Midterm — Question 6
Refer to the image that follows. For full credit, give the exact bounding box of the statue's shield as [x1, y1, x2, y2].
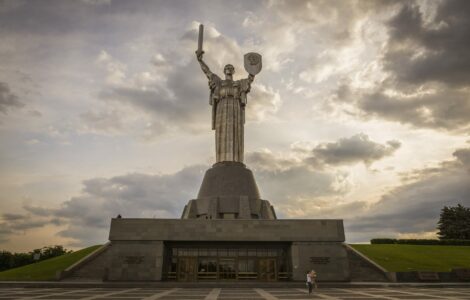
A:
[244, 52, 262, 75]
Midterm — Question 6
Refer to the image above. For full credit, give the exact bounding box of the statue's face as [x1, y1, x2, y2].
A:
[224, 65, 235, 76]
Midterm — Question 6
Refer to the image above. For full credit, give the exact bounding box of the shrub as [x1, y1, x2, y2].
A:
[370, 238, 470, 245]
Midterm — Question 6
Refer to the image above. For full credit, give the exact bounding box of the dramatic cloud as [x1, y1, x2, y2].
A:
[453, 148, 470, 168]
[0, 212, 58, 243]
[356, 88, 470, 131]
[0, 82, 23, 114]
[384, 1, 470, 87]
[247, 143, 470, 242]
[4, 165, 206, 246]
[246, 150, 352, 218]
[248, 134, 401, 170]
[347, 145, 470, 242]
[309, 133, 400, 166]
[1, 213, 25, 221]
[332, 1, 470, 132]
[245, 132, 401, 217]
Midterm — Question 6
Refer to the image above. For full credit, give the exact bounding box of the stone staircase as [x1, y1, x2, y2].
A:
[345, 244, 393, 282]
[60, 242, 112, 281]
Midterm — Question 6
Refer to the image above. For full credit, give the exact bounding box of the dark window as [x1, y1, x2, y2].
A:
[267, 249, 277, 257]
[238, 259, 257, 272]
[169, 257, 177, 272]
[238, 248, 247, 256]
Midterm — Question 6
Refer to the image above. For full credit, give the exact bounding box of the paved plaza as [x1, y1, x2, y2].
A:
[0, 287, 469, 300]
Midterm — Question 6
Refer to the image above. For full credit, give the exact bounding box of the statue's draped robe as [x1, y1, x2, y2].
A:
[208, 73, 252, 163]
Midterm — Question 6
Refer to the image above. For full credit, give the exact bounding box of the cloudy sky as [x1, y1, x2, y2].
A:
[1, 0, 469, 251]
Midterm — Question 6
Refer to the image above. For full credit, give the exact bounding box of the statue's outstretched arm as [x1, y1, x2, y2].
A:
[196, 51, 213, 80]
[247, 74, 255, 83]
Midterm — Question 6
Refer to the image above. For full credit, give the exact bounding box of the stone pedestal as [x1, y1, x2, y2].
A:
[181, 162, 276, 219]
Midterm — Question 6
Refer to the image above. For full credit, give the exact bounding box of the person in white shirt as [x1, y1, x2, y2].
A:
[306, 270, 317, 294]
[306, 270, 313, 294]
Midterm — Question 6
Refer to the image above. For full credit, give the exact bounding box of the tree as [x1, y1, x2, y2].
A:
[0, 245, 72, 272]
[0, 251, 13, 271]
[437, 204, 470, 239]
[36, 245, 70, 260]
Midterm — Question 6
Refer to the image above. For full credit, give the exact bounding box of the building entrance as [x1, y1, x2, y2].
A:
[164, 242, 290, 281]
[259, 258, 276, 281]
[218, 258, 236, 280]
[177, 257, 197, 281]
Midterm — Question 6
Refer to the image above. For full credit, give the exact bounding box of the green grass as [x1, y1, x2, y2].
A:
[351, 244, 470, 272]
[0, 245, 101, 281]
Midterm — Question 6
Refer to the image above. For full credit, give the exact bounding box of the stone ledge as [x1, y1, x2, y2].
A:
[109, 218, 345, 242]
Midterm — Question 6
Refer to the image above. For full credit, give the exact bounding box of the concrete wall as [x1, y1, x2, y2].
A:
[291, 242, 350, 282]
[64, 218, 350, 282]
[63, 244, 112, 281]
[65, 241, 164, 281]
[345, 245, 390, 282]
[109, 219, 345, 242]
[107, 241, 164, 281]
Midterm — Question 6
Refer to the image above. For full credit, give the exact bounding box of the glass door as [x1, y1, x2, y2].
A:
[238, 258, 257, 280]
[177, 257, 197, 281]
[198, 258, 217, 280]
[218, 258, 236, 280]
[259, 258, 276, 281]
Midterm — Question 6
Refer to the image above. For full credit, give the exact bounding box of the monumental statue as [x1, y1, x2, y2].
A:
[181, 24, 276, 220]
[196, 24, 262, 163]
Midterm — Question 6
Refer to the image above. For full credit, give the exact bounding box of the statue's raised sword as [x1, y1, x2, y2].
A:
[196, 24, 204, 57]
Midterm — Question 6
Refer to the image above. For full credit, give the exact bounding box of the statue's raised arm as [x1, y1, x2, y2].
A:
[196, 50, 213, 80]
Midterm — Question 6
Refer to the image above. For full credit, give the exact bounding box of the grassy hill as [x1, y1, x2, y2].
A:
[0, 245, 101, 281]
[351, 244, 470, 272]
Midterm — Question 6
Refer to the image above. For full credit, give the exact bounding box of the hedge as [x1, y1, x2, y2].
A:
[370, 239, 470, 245]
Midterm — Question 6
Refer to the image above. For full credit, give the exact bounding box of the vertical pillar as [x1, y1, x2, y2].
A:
[291, 243, 302, 281]
[239, 196, 251, 219]
[155, 241, 164, 281]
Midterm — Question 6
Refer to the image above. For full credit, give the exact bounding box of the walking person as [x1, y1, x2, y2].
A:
[310, 270, 318, 289]
[306, 270, 313, 295]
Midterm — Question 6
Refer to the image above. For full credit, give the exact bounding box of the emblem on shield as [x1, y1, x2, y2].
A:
[244, 52, 262, 75]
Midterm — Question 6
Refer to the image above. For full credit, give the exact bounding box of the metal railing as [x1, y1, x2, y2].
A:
[165, 271, 292, 281]
[197, 272, 218, 280]
[237, 272, 258, 280]
[166, 271, 176, 280]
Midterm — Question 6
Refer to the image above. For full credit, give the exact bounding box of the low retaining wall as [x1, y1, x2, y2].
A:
[394, 269, 470, 282]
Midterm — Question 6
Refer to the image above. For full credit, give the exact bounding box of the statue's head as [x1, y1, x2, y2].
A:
[223, 64, 235, 76]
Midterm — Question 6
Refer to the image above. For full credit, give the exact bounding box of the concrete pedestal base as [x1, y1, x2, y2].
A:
[61, 218, 365, 282]
[182, 162, 276, 219]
